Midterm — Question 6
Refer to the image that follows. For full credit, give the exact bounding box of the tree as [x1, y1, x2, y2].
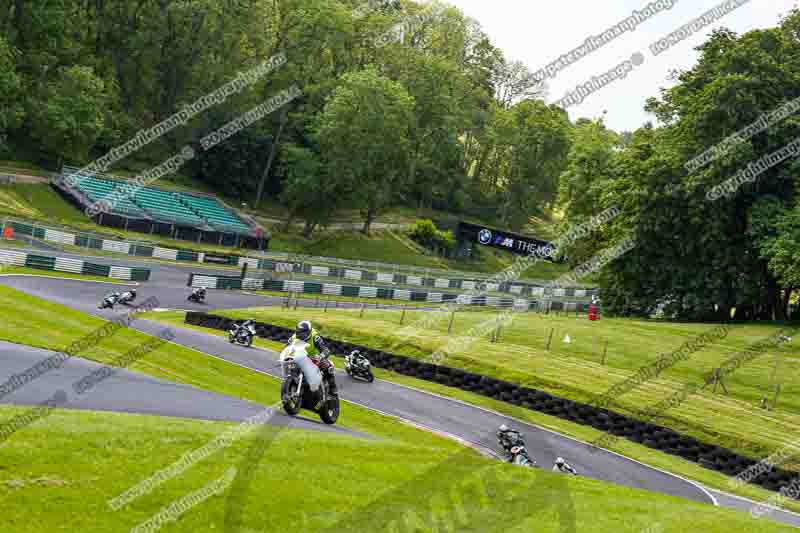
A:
[558, 118, 621, 220]
[28, 65, 113, 168]
[315, 68, 414, 235]
[279, 144, 346, 237]
[493, 59, 547, 108]
[0, 36, 24, 153]
[492, 100, 572, 230]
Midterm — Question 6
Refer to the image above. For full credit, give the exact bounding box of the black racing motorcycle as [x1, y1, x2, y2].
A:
[228, 322, 255, 347]
[344, 350, 374, 383]
[188, 288, 206, 303]
[498, 428, 537, 468]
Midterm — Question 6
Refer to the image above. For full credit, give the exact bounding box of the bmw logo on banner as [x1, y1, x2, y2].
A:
[478, 229, 492, 244]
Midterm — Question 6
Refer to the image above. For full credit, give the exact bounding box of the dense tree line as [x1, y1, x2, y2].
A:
[557, 10, 800, 321]
[4, 1, 800, 320]
[0, 0, 567, 235]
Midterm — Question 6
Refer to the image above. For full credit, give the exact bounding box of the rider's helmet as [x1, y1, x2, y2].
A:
[296, 320, 312, 342]
[498, 424, 509, 433]
[130, 289, 136, 296]
[555, 457, 565, 466]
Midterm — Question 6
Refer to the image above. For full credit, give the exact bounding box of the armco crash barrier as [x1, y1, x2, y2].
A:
[187, 273, 589, 312]
[187, 310, 800, 499]
[3, 219, 599, 299]
[0, 249, 150, 281]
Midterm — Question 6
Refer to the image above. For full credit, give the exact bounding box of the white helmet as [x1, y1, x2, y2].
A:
[296, 320, 312, 341]
[498, 424, 509, 432]
[555, 457, 565, 465]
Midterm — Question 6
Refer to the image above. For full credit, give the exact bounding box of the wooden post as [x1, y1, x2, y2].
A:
[400, 306, 406, 325]
[293, 294, 298, 310]
[493, 313, 502, 343]
[324, 299, 329, 313]
[602, 338, 608, 365]
[360, 303, 365, 318]
[764, 351, 782, 409]
[773, 384, 783, 410]
[448, 310, 456, 334]
[546, 328, 554, 351]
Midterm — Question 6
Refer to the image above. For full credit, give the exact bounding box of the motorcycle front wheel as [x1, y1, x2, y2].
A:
[280, 377, 301, 416]
[364, 370, 374, 383]
[228, 332, 235, 343]
[320, 395, 340, 425]
[245, 335, 253, 347]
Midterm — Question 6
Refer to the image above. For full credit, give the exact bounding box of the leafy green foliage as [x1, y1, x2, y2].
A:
[408, 218, 455, 253]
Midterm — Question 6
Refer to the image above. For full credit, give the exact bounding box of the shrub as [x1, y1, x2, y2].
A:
[409, 219, 455, 254]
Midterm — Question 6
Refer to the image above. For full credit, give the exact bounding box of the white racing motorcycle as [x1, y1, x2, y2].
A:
[279, 336, 340, 425]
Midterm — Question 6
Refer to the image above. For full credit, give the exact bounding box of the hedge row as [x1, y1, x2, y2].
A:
[186, 311, 800, 498]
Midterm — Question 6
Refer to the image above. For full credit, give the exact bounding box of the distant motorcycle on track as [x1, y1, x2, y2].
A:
[497, 425, 538, 468]
[118, 289, 137, 305]
[228, 320, 256, 347]
[188, 287, 206, 304]
[344, 350, 374, 383]
[98, 293, 121, 310]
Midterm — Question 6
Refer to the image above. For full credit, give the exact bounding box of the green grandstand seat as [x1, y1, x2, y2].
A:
[178, 194, 250, 232]
[65, 173, 250, 233]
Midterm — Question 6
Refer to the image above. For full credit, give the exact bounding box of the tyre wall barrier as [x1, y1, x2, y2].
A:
[0, 248, 150, 281]
[185, 310, 800, 499]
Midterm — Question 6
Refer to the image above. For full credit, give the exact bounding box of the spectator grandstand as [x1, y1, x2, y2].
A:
[53, 167, 267, 250]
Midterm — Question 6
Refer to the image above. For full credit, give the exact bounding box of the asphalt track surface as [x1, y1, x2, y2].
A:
[0, 340, 356, 437]
[1, 268, 799, 528]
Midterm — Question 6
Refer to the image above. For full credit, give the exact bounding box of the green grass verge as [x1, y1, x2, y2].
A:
[255, 290, 437, 308]
[198, 306, 800, 463]
[3, 406, 790, 532]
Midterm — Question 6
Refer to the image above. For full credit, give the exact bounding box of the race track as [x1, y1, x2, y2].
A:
[0, 341, 356, 436]
[1, 266, 799, 528]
